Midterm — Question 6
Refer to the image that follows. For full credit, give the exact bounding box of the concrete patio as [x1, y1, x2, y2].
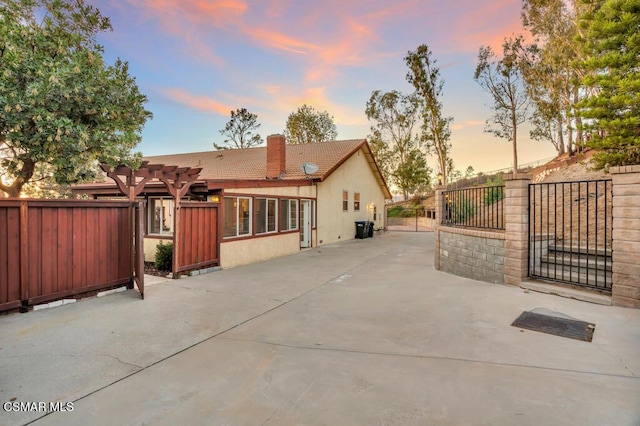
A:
[1, 232, 638, 425]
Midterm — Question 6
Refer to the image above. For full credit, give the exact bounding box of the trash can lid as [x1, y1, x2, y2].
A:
[355, 220, 367, 224]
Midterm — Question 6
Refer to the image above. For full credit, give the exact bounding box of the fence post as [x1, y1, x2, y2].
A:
[434, 186, 443, 270]
[610, 166, 640, 308]
[19, 201, 29, 312]
[503, 173, 531, 286]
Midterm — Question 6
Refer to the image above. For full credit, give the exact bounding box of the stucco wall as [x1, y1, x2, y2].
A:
[316, 148, 387, 245]
[220, 232, 300, 268]
[143, 237, 172, 263]
[439, 227, 505, 284]
[224, 186, 316, 198]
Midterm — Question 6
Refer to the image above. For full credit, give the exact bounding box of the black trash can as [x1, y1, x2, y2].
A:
[355, 221, 367, 239]
[367, 221, 374, 238]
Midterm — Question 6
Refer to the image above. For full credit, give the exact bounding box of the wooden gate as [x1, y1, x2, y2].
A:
[0, 199, 143, 313]
[175, 202, 219, 274]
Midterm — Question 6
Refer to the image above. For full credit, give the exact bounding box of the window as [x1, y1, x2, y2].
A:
[224, 197, 252, 238]
[373, 206, 377, 221]
[279, 199, 298, 231]
[311, 200, 316, 228]
[255, 198, 277, 234]
[148, 197, 174, 235]
[354, 192, 360, 211]
[342, 191, 348, 211]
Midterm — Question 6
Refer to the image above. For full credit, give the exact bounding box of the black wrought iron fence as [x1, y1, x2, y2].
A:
[529, 180, 612, 292]
[441, 186, 505, 230]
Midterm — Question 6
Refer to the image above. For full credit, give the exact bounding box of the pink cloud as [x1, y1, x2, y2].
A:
[451, 120, 485, 131]
[164, 88, 232, 115]
[129, 0, 247, 26]
[451, 0, 526, 53]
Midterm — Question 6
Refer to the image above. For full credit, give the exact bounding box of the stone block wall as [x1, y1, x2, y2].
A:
[610, 165, 640, 308]
[439, 228, 505, 284]
[503, 174, 531, 285]
[434, 169, 640, 309]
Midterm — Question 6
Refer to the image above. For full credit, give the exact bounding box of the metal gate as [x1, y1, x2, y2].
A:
[528, 180, 613, 292]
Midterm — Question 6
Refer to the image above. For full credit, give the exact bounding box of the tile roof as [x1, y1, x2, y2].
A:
[143, 139, 368, 182]
[72, 139, 392, 199]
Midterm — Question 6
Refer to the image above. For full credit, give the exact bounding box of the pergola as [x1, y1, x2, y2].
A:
[100, 162, 203, 281]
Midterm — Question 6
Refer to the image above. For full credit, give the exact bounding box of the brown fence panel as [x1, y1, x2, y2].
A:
[176, 202, 219, 273]
[0, 201, 22, 311]
[0, 199, 136, 312]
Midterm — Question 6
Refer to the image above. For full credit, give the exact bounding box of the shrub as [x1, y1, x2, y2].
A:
[155, 242, 173, 272]
[451, 197, 476, 223]
[484, 174, 505, 205]
[387, 205, 405, 218]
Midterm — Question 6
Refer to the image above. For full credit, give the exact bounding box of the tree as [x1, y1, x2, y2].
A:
[577, 0, 640, 169]
[474, 36, 530, 173]
[214, 108, 263, 150]
[283, 104, 337, 144]
[368, 134, 394, 188]
[464, 165, 475, 179]
[365, 90, 429, 200]
[405, 45, 452, 185]
[521, 0, 586, 155]
[0, 0, 152, 197]
[394, 149, 430, 198]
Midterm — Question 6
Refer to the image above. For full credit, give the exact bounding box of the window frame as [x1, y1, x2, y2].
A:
[342, 190, 349, 211]
[147, 196, 174, 236]
[354, 192, 360, 211]
[311, 200, 316, 228]
[279, 198, 299, 231]
[255, 197, 278, 235]
[223, 196, 253, 238]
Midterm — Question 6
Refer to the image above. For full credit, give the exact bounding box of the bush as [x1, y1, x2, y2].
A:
[387, 205, 405, 218]
[450, 197, 476, 223]
[484, 174, 505, 205]
[155, 242, 173, 272]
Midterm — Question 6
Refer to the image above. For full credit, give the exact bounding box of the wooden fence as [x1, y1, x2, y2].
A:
[175, 202, 219, 274]
[0, 199, 140, 313]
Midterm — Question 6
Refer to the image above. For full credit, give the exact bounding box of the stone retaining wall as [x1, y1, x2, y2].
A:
[439, 227, 505, 284]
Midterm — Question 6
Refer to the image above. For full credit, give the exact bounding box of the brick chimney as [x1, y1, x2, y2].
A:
[266, 134, 286, 179]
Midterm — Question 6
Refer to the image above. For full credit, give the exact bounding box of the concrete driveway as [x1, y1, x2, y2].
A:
[1, 232, 639, 426]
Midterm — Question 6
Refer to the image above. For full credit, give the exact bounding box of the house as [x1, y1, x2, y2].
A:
[73, 135, 392, 269]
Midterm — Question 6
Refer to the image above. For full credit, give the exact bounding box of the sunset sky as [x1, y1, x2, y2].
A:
[91, 0, 558, 174]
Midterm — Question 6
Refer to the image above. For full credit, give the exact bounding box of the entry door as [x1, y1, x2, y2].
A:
[300, 200, 311, 248]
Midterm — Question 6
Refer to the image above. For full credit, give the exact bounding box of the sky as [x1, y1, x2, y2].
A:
[90, 0, 559, 175]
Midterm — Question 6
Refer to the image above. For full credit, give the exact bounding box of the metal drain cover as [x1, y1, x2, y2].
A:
[511, 311, 595, 342]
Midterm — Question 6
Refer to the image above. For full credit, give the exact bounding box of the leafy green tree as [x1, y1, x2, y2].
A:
[214, 108, 263, 150]
[577, 0, 640, 169]
[366, 90, 428, 200]
[0, 0, 151, 198]
[368, 134, 394, 187]
[394, 149, 430, 198]
[521, 0, 586, 155]
[474, 36, 530, 173]
[283, 104, 337, 144]
[405, 44, 452, 185]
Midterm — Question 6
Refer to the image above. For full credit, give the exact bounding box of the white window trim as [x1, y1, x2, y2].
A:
[256, 197, 278, 235]
[289, 199, 299, 230]
[147, 196, 174, 236]
[311, 200, 316, 228]
[224, 196, 253, 238]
